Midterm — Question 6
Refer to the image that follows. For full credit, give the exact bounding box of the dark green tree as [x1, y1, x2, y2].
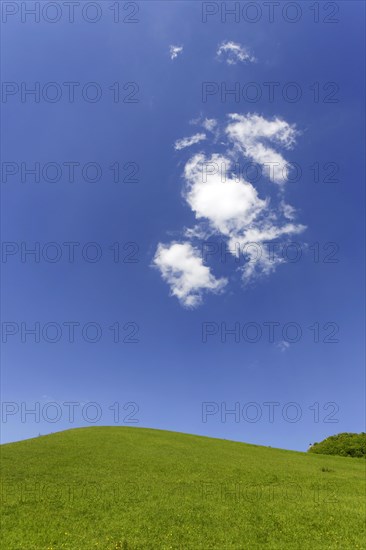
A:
[308, 433, 366, 458]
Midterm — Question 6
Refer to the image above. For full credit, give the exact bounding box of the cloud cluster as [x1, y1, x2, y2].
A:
[154, 113, 305, 307]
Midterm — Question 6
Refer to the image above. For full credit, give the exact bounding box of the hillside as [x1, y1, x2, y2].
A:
[1, 427, 365, 549]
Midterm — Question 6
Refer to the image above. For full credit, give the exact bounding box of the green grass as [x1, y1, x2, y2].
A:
[1, 427, 365, 549]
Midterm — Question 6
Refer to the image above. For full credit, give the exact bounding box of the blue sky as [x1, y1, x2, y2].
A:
[1, 1, 365, 451]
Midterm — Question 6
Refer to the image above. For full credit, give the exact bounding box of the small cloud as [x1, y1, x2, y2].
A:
[217, 41, 256, 65]
[169, 45, 183, 60]
[202, 118, 218, 132]
[277, 341, 290, 352]
[174, 133, 206, 151]
[153, 242, 227, 308]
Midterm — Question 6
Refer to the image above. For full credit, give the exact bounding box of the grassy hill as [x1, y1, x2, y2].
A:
[1, 427, 365, 549]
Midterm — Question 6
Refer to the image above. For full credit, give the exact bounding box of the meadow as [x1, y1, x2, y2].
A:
[1, 427, 365, 549]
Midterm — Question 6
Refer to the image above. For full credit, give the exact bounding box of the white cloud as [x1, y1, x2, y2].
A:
[169, 45, 183, 60]
[153, 242, 227, 308]
[217, 41, 256, 65]
[174, 133, 206, 151]
[226, 114, 298, 185]
[183, 153, 267, 236]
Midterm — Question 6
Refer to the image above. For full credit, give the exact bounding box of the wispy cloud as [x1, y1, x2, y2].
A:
[169, 45, 183, 60]
[280, 200, 297, 220]
[174, 133, 206, 151]
[217, 41, 256, 65]
[238, 222, 305, 284]
[226, 113, 298, 185]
